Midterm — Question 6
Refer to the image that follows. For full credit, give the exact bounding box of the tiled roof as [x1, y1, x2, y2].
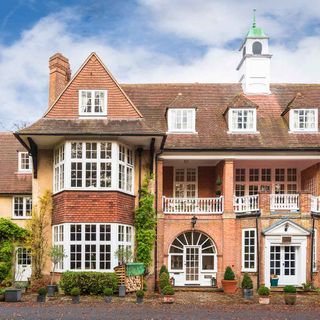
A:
[0, 132, 32, 194]
[18, 118, 164, 136]
[281, 92, 319, 115]
[121, 83, 320, 150]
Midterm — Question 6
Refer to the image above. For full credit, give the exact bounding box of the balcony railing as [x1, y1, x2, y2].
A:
[163, 196, 224, 214]
[270, 194, 299, 211]
[311, 196, 320, 213]
[233, 195, 259, 213]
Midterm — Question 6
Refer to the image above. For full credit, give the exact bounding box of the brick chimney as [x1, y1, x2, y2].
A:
[49, 53, 71, 106]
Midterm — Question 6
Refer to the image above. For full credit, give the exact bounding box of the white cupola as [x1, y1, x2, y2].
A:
[237, 10, 272, 95]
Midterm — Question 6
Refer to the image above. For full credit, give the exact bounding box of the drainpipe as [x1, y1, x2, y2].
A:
[256, 216, 260, 290]
[154, 135, 167, 291]
[311, 214, 315, 285]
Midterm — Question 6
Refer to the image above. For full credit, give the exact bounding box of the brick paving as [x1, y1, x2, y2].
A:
[1, 291, 320, 319]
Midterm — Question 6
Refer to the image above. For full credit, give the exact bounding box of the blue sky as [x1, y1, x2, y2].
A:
[1, 0, 320, 130]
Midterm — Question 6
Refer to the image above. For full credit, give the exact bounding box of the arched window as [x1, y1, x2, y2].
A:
[252, 41, 262, 54]
[169, 231, 217, 276]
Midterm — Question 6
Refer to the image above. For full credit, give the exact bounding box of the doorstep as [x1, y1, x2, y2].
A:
[270, 286, 303, 292]
[174, 286, 220, 292]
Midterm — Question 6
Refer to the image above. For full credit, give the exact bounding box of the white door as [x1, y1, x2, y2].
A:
[270, 245, 297, 285]
[185, 246, 200, 284]
[15, 248, 32, 281]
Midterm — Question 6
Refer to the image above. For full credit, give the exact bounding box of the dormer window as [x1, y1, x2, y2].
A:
[18, 152, 32, 173]
[79, 90, 107, 116]
[168, 108, 196, 133]
[229, 108, 257, 133]
[290, 109, 318, 132]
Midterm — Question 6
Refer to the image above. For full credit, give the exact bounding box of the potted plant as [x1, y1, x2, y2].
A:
[47, 246, 66, 297]
[258, 285, 270, 304]
[283, 285, 297, 305]
[104, 288, 113, 303]
[241, 273, 253, 299]
[115, 247, 133, 297]
[270, 274, 279, 287]
[162, 285, 175, 304]
[157, 265, 169, 293]
[136, 289, 144, 304]
[0, 289, 5, 302]
[37, 287, 47, 303]
[159, 272, 170, 293]
[70, 287, 80, 304]
[215, 176, 222, 196]
[221, 266, 237, 294]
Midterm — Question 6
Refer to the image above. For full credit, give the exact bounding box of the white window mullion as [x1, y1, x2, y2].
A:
[112, 143, 119, 190]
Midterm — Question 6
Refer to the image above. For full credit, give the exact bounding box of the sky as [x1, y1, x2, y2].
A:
[1, 0, 320, 130]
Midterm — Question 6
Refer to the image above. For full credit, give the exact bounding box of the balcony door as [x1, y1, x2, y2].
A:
[174, 168, 197, 198]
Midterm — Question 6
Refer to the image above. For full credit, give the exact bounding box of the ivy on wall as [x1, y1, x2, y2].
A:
[135, 175, 156, 270]
[0, 218, 27, 284]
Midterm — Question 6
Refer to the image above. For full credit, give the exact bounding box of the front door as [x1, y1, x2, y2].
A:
[15, 248, 32, 281]
[185, 246, 200, 284]
[270, 245, 297, 285]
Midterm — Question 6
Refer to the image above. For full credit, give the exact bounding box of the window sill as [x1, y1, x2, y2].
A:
[12, 217, 32, 220]
[53, 188, 135, 197]
[288, 130, 319, 134]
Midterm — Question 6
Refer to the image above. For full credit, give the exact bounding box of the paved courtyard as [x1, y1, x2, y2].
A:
[1, 291, 320, 319]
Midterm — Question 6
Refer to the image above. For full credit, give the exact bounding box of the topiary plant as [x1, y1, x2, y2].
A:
[241, 273, 253, 289]
[224, 266, 235, 280]
[162, 285, 174, 295]
[103, 288, 113, 296]
[159, 272, 170, 290]
[136, 289, 144, 298]
[258, 285, 270, 296]
[159, 265, 169, 277]
[283, 285, 296, 294]
[70, 287, 80, 296]
[38, 287, 47, 296]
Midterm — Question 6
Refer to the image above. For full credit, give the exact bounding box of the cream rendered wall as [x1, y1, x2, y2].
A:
[0, 196, 29, 228]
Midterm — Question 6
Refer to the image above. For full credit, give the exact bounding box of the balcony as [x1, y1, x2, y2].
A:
[233, 195, 259, 214]
[162, 196, 224, 214]
[311, 196, 320, 213]
[270, 194, 299, 211]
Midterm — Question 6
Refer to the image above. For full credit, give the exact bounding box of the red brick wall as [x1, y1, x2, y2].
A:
[198, 166, 215, 197]
[46, 54, 141, 119]
[52, 191, 135, 225]
[301, 163, 320, 195]
[163, 166, 173, 197]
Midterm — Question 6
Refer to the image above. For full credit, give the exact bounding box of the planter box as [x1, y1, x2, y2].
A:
[270, 278, 279, 287]
[243, 288, 253, 299]
[136, 296, 143, 304]
[284, 293, 297, 305]
[72, 295, 80, 304]
[163, 295, 174, 304]
[221, 280, 238, 294]
[118, 285, 126, 297]
[104, 296, 112, 303]
[5, 289, 22, 302]
[47, 285, 57, 297]
[37, 295, 46, 303]
[259, 296, 270, 304]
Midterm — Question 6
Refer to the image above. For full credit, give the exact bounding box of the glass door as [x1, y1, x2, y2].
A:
[185, 246, 200, 284]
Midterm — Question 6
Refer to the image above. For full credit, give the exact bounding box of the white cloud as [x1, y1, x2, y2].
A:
[1, 2, 320, 130]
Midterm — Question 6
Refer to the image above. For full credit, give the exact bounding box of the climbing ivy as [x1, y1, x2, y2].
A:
[135, 175, 156, 270]
[0, 218, 28, 284]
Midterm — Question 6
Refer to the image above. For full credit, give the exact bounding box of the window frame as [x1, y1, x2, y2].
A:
[12, 196, 32, 220]
[289, 108, 318, 132]
[242, 228, 257, 272]
[18, 152, 32, 173]
[228, 108, 257, 133]
[78, 90, 108, 116]
[313, 229, 317, 272]
[167, 108, 196, 133]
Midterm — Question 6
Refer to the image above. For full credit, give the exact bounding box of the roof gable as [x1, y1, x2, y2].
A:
[168, 93, 197, 109]
[263, 219, 310, 236]
[281, 92, 319, 116]
[223, 93, 258, 115]
[45, 53, 142, 119]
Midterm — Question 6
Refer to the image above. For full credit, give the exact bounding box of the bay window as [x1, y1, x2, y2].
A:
[53, 223, 134, 272]
[53, 142, 134, 194]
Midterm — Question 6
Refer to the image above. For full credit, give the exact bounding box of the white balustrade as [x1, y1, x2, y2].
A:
[233, 195, 259, 213]
[311, 196, 320, 213]
[163, 196, 224, 214]
[270, 194, 299, 211]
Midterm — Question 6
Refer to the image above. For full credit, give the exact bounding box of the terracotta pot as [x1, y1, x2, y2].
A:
[259, 296, 270, 304]
[163, 295, 174, 304]
[221, 280, 238, 294]
[284, 293, 296, 305]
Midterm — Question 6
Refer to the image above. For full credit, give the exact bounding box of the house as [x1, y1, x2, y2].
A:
[0, 132, 32, 281]
[12, 19, 320, 289]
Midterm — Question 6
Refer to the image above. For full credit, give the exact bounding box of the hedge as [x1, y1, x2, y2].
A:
[60, 271, 118, 295]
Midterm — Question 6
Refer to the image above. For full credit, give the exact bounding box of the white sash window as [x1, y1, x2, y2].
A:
[79, 90, 107, 116]
[290, 109, 318, 132]
[229, 108, 257, 132]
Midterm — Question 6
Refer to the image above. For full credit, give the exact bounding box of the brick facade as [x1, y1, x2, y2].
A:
[52, 191, 135, 225]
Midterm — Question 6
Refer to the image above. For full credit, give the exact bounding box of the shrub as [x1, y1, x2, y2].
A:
[103, 288, 113, 296]
[0, 289, 5, 295]
[159, 265, 169, 277]
[224, 266, 235, 281]
[60, 272, 118, 295]
[284, 285, 296, 294]
[159, 272, 170, 290]
[38, 287, 47, 296]
[29, 276, 51, 292]
[162, 285, 174, 296]
[241, 273, 253, 289]
[136, 290, 144, 298]
[70, 287, 80, 296]
[258, 285, 270, 296]
[302, 282, 312, 292]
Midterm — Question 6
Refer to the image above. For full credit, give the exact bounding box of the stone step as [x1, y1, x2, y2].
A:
[174, 286, 220, 292]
